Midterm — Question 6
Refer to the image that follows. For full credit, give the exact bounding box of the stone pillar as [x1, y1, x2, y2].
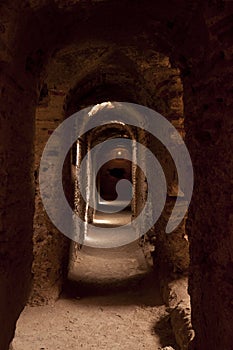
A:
[0, 68, 36, 349]
[29, 92, 70, 305]
[185, 53, 233, 349]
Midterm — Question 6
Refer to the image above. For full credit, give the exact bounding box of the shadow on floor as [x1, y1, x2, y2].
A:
[62, 269, 164, 307]
[152, 314, 179, 350]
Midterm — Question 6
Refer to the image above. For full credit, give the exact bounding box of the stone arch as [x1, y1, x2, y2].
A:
[0, 1, 232, 349]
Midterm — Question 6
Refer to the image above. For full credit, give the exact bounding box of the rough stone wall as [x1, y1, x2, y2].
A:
[29, 91, 70, 305]
[161, 277, 194, 350]
[0, 2, 39, 348]
[184, 3, 233, 348]
[147, 63, 190, 275]
[0, 1, 232, 349]
[0, 72, 36, 350]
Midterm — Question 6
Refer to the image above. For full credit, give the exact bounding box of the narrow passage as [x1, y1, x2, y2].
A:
[13, 241, 177, 349]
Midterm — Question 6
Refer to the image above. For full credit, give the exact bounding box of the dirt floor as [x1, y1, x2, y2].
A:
[13, 241, 178, 350]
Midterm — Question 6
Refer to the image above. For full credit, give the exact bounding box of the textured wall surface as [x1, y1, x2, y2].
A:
[29, 92, 70, 305]
[0, 4, 37, 347]
[0, 0, 232, 349]
[185, 6, 233, 347]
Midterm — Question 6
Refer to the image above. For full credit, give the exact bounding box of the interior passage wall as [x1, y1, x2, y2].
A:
[30, 90, 70, 305]
[184, 18, 233, 347]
